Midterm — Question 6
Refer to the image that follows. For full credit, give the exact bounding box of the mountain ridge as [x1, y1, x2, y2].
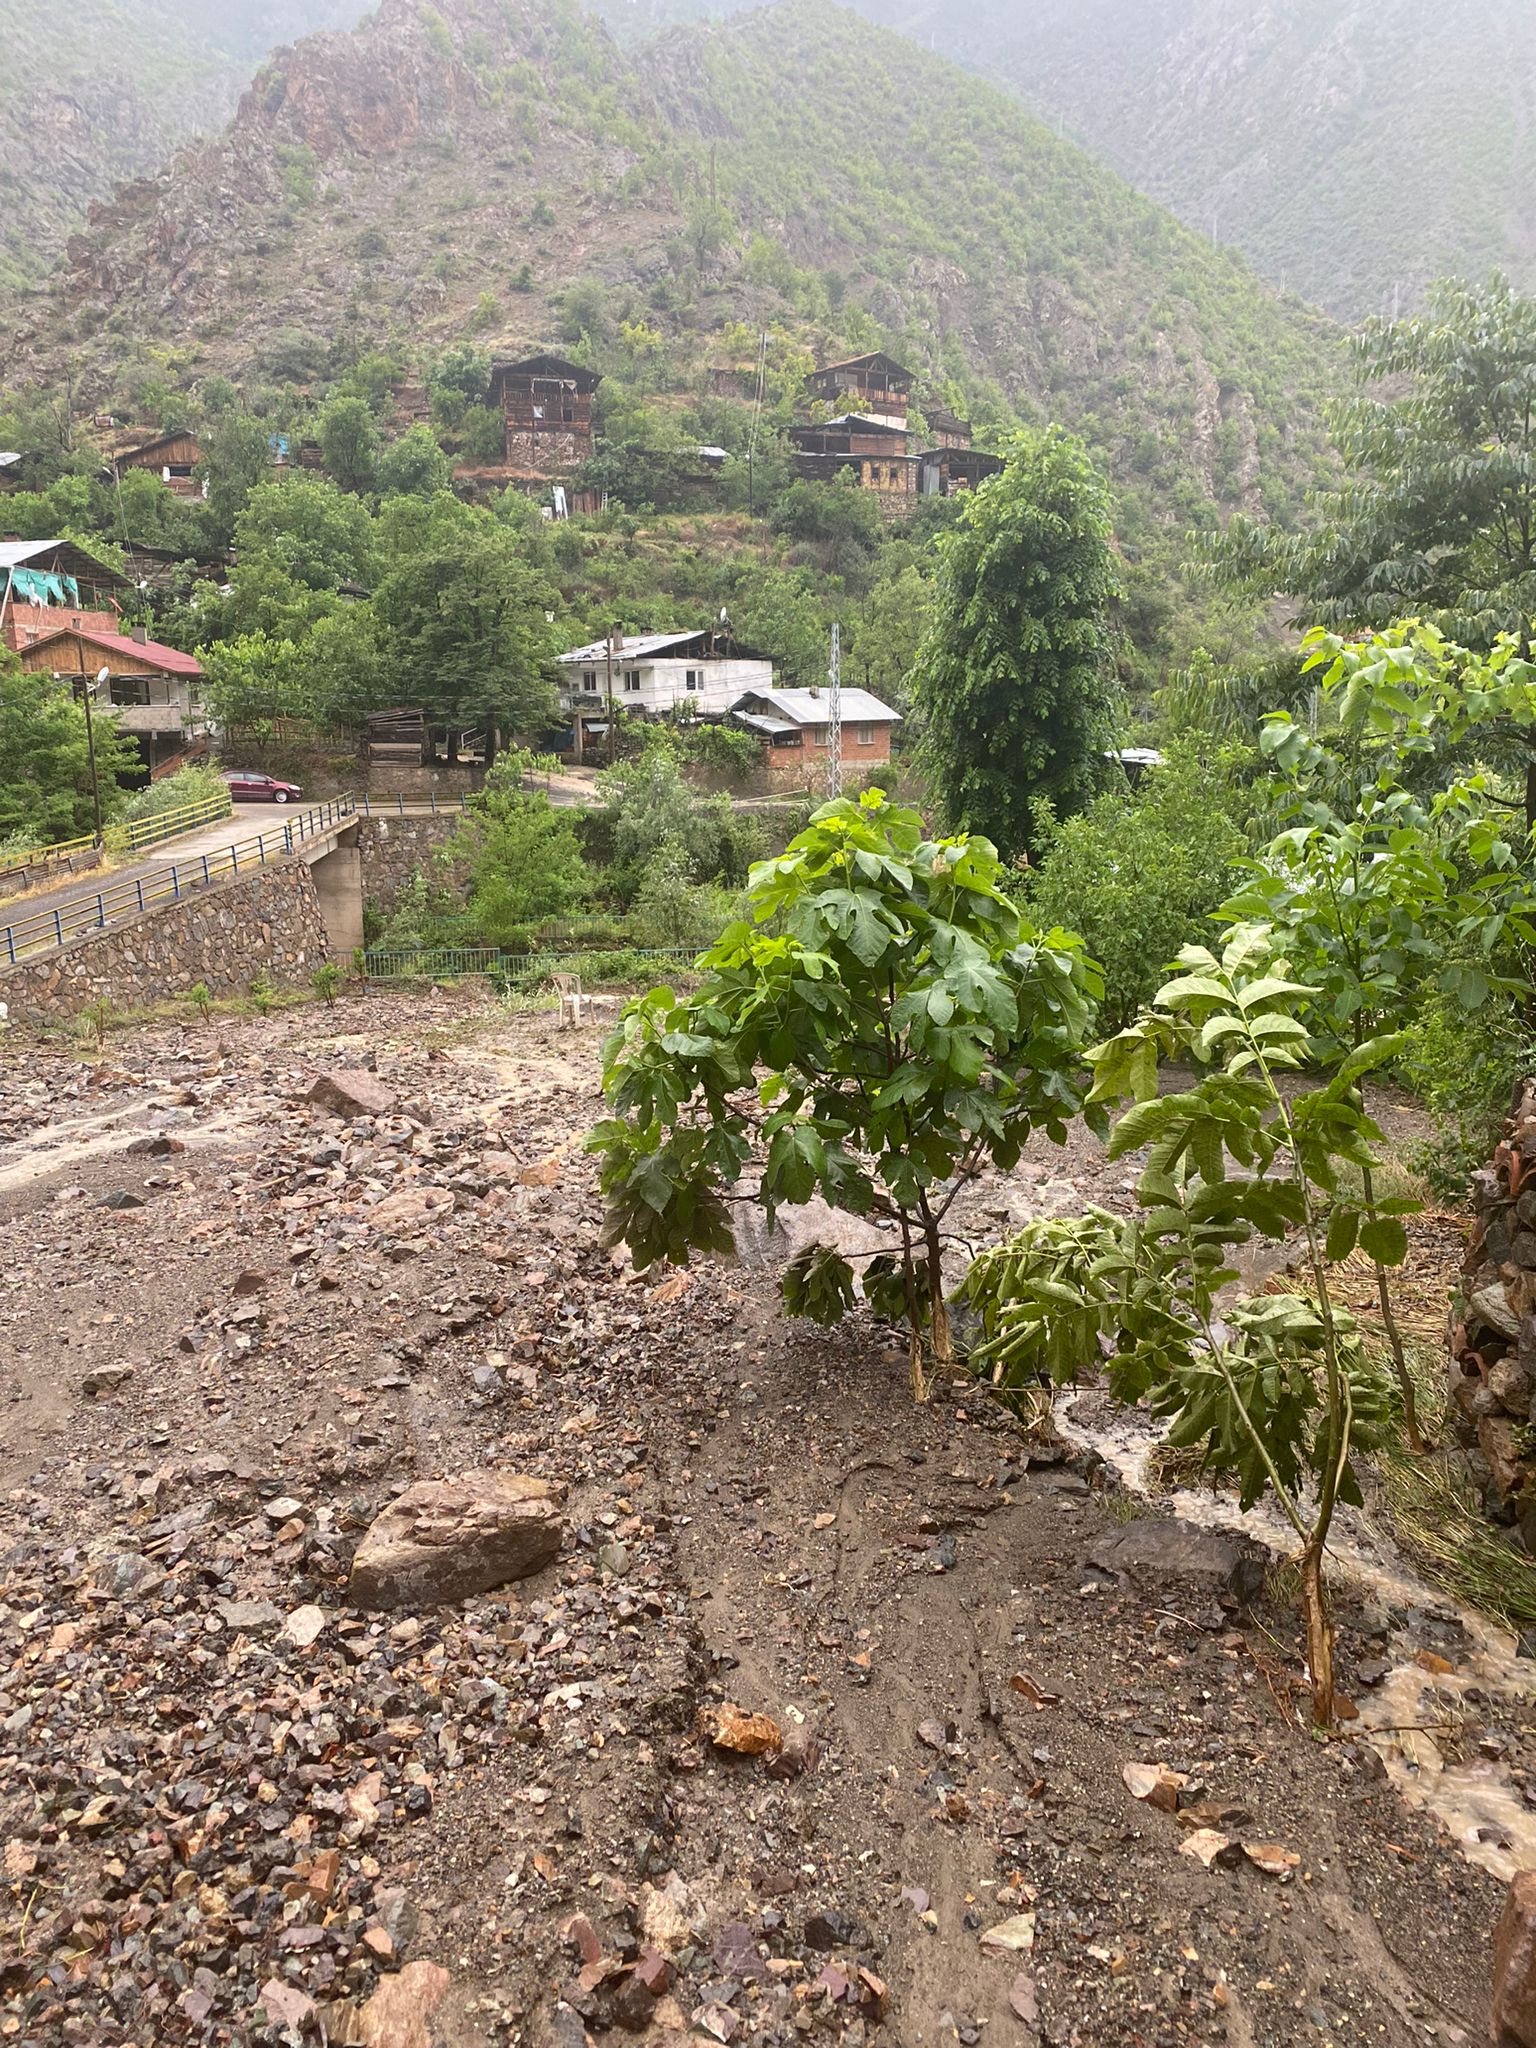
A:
[2, 0, 1340, 653]
[593, 0, 1536, 322]
[0, 0, 371, 290]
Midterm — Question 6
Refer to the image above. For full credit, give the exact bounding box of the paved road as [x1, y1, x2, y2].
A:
[0, 802, 353, 937]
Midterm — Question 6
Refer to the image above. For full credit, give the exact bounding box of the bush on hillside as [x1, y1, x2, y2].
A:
[121, 764, 228, 822]
[1025, 746, 1255, 1030]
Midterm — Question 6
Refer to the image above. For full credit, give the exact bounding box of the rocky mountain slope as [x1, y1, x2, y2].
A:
[597, 0, 1536, 323]
[6, 0, 1337, 542]
[0, 0, 370, 291]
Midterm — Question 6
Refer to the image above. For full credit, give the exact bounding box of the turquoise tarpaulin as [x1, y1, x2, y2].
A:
[5, 568, 80, 606]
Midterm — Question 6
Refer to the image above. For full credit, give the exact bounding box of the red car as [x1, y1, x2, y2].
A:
[222, 770, 302, 805]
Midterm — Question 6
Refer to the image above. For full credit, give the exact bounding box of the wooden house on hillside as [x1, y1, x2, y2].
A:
[918, 446, 1005, 498]
[488, 354, 601, 476]
[13, 623, 205, 777]
[789, 416, 918, 501]
[805, 353, 913, 429]
[109, 429, 206, 497]
[792, 354, 1001, 508]
[924, 407, 973, 450]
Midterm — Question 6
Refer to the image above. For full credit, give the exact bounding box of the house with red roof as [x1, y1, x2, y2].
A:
[15, 623, 207, 778]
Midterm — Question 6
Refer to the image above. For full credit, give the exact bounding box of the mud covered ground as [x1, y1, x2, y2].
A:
[0, 991, 1523, 2047]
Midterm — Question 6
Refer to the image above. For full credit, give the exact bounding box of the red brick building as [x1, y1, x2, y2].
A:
[731, 684, 901, 774]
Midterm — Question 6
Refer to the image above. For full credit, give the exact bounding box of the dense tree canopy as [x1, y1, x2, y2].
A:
[910, 428, 1119, 858]
[0, 658, 136, 844]
[1208, 275, 1536, 651]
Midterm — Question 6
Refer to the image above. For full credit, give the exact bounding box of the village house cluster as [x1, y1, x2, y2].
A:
[0, 539, 207, 779]
[0, 344, 993, 778]
[553, 626, 901, 771]
[789, 351, 1003, 509]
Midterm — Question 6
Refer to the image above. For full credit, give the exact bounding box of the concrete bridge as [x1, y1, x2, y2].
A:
[0, 796, 479, 1025]
[0, 798, 374, 968]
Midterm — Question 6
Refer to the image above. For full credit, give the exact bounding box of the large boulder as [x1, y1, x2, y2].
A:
[349, 1472, 566, 1610]
[1086, 1516, 1267, 1608]
[307, 1067, 396, 1119]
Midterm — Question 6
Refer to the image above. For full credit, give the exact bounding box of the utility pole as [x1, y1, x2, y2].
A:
[747, 328, 768, 519]
[605, 624, 620, 768]
[65, 660, 107, 845]
[826, 622, 842, 800]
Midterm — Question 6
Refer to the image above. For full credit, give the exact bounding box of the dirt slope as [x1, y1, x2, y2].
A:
[0, 993, 1513, 2045]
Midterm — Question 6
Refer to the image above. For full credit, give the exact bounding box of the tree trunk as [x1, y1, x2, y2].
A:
[908, 1324, 929, 1406]
[1299, 1545, 1335, 1727]
[1374, 1257, 1424, 1451]
[899, 1225, 930, 1405]
[924, 1219, 954, 1375]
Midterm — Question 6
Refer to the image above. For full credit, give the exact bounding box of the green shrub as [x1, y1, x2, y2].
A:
[1025, 746, 1254, 1029]
[628, 850, 728, 948]
[312, 962, 346, 1006]
[249, 972, 277, 1015]
[187, 980, 214, 1021]
[1403, 976, 1536, 1196]
[121, 764, 228, 823]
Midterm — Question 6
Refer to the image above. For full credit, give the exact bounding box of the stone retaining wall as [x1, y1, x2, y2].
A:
[1451, 1078, 1536, 1551]
[356, 814, 469, 915]
[0, 863, 330, 1027]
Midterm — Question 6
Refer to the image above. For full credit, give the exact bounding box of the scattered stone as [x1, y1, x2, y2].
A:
[97, 1189, 145, 1210]
[349, 1472, 566, 1608]
[355, 1960, 453, 2048]
[80, 1362, 134, 1396]
[1088, 1521, 1267, 1607]
[1179, 1829, 1239, 1870]
[804, 1907, 866, 1952]
[1242, 1842, 1301, 1877]
[280, 1603, 327, 1650]
[1008, 1974, 1039, 2025]
[700, 1703, 783, 1757]
[1122, 1761, 1187, 1813]
[259, 1979, 317, 2030]
[979, 1914, 1036, 1955]
[216, 1598, 283, 1633]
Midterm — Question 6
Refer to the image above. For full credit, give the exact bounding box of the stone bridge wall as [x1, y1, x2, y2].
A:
[356, 814, 469, 915]
[0, 863, 330, 1027]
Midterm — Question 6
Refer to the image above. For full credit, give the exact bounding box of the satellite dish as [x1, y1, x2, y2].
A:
[96, 666, 111, 685]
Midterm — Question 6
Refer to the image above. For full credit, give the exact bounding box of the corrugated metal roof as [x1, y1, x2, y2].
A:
[558, 630, 774, 667]
[731, 686, 900, 727]
[558, 631, 707, 665]
[735, 712, 798, 737]
[0, 538, 124, 582]
[23, 626, 203, 676]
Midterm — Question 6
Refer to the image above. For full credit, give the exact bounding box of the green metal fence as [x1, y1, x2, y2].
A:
[361, 946, 698, 985]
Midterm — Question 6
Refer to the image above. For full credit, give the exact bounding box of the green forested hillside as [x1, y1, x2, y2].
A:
[596, 0, 1536, 323]
[0, 0, 369, 290]
[6, 0, 1338, 597]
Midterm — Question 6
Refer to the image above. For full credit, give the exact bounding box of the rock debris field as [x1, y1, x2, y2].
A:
[0, 991, 1523, 2047]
